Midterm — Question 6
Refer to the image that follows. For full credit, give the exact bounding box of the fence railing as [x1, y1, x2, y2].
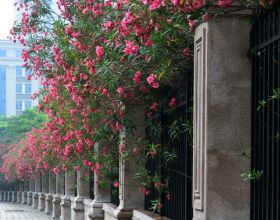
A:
[145, 72, 193, 220]
[251, 8, 280, 220]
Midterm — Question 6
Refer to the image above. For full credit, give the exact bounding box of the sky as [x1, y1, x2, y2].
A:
[0, 0, 15, 40]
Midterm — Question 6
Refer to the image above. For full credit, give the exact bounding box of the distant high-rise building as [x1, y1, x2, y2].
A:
[0, 40, 40, 116]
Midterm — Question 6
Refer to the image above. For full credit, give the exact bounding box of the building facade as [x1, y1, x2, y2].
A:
[0, 40, 40, 116]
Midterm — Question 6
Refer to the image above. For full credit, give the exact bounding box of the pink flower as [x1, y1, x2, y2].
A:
[119, 143, 126, 154]
[202, 13, 210, 21]
[192, 0, 202, 9]
[146, 74, 160, 89]
[152, 82, 159, 88]
[124, 41, 139, 55]
[133, 71, 142, 84]
[113, 181, 119, 188]
[169, 97, 176, 107]
[150, 102, 158, 111]
[74, 165, 80, 172]
[183, 48, 190, 56]
[146, 112, 153, 119]
[53, 167, 59, 174]
[171, 0, 179, 6]
[149, 0, 161, 10]
[218, 0, 232, 8]
[188, 20, 197, 31]
[96, 46, 104, 58]
[146, 75, 155, 84]
[140, 85, 149, 93]
[117, 87, 124, 94]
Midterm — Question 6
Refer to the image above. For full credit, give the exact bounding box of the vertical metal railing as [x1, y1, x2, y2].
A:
[145, 71, 193, 219]
[251, 8, 280, 220]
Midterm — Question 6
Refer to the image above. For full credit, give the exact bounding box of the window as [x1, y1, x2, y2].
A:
[16, 101, 22, 110]
[16, 84, 22, 93]
[0, 49, 6, 57]
[16, 66, 23, 76]
[25, 84, 32, 93]
[25, 101, 32, 109]
[25, 69, 31, 77]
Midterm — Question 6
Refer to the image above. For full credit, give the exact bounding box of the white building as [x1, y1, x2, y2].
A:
[0, 40, 40, 116]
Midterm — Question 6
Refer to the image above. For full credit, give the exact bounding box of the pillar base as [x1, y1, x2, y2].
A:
[103, 203, 133, 220]
[12, 191, 17, 202]
[52, 194, 61, 219]
[3, 192, 6, 201]
[45, 193, 53, 215]
[38, 193, 46, 211]
[71, 197, 85, 220]
[32, 192, 39, 209]
[17, 192, 22, 203]
[60, 195, 72, 220]
[22, 191, 28, 204]
[85, 199, 109, 220]
[8, 191, 12, 202]
[27, 192, 33, 205]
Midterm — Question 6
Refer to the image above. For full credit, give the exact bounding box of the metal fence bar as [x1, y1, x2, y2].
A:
[251, 8, 280, 220]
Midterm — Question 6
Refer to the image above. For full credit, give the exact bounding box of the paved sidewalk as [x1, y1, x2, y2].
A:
[0, 202, 52, 220]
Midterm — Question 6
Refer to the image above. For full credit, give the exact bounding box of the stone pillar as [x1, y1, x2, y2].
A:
[4, 191, 8, 201]
[45, 172, 55, 215]
[22, 179, 28, 204]
[8, 184, 12, 202]
[86, 143, 111, 220]
[17, 181, 23, 203]
[71, 167, 89, 220]
[103, 106, 145, 220]
[60, 172, 75, 220]
[46, 172, 56, 215]
[39, 174, 48, 211]
[28, 179, 35, 205]
[52, 173, 64, 219]
[193, 17, 251, 220]
[12, 182, 17, 202]
[32, 177, 41, 209]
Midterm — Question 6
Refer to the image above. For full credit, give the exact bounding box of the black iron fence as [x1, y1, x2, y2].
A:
[145, 72, 193, 220]
[251, 8, 280, 220]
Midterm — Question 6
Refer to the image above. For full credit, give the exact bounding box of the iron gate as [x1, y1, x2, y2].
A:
[251, 8, 280, 220]
[145, 71, 193, 220]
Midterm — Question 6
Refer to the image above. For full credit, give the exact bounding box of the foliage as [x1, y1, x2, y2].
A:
[0, 108, 46, 145]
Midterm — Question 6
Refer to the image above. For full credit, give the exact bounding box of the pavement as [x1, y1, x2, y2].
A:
[0, 202, 52, 220]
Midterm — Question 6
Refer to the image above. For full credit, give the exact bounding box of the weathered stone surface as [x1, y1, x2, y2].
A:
[193, 17, 251, 220]
[71, 167, 89, 220]
[52, 173, 64, 219]
[85, 143, 111, 220]
[46, 172, 56, 215]
[60, 172, 75, 220]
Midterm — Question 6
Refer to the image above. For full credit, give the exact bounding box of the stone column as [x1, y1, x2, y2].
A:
[22, 179, 28, 204]
[28, 179, 35, 205]
[193, 17, 251, 220]
[86, 143, 111, 220]
[46, 172, 56, 215]
[17, 181, 23, 203]
[52, 173, 64, 219]
[4, 190, 8, 202]
[71, 167, 90, 220]
[104, 106, 145, 219]
[8, 184, 12, 202]
[39, 174, 48, 211]
[12, 182, 17, 202]
[32, 177, 41, 209]
[61, 172, 75, 220]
